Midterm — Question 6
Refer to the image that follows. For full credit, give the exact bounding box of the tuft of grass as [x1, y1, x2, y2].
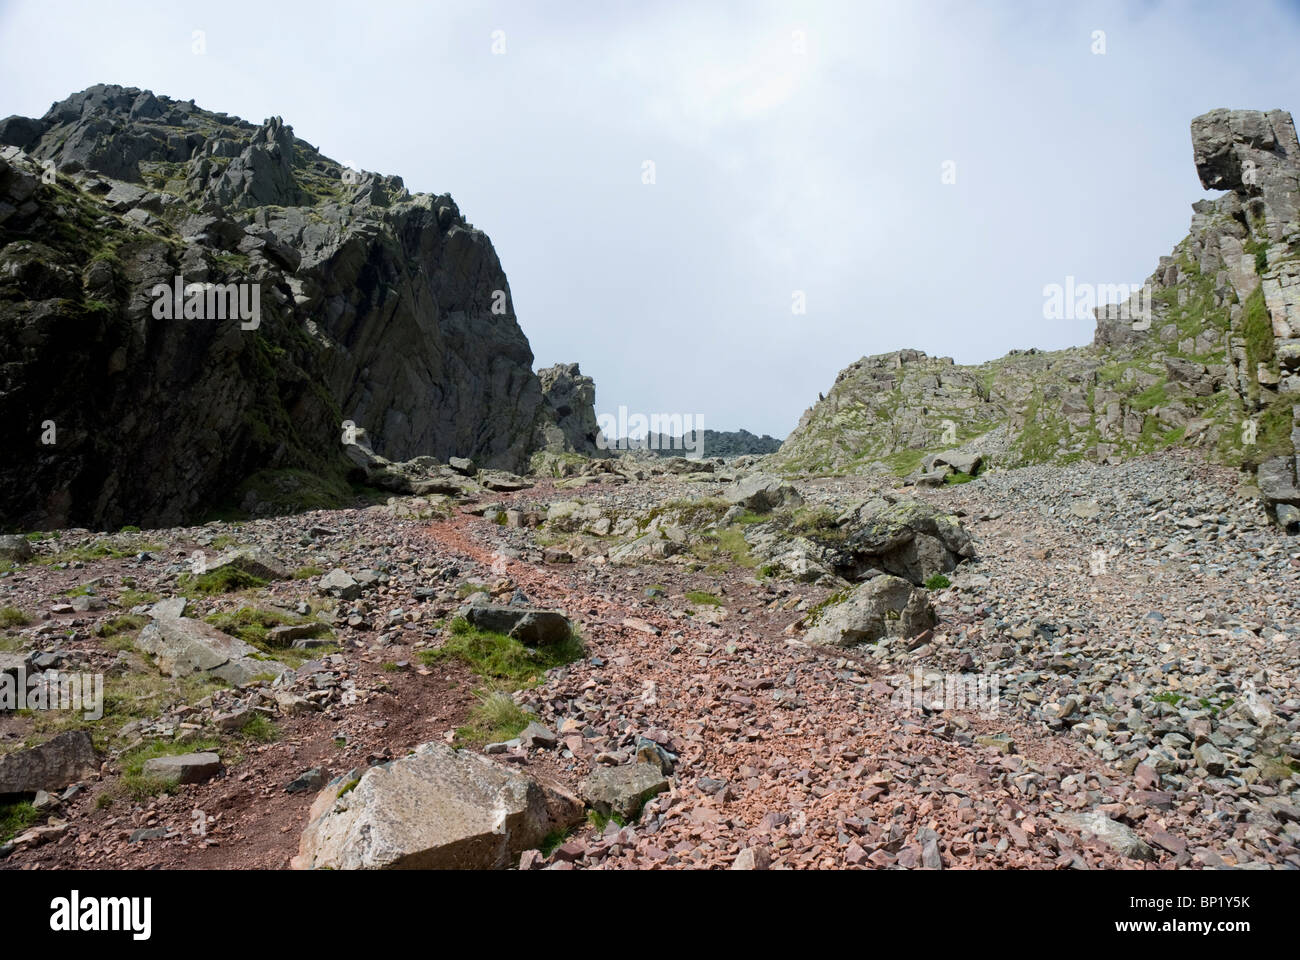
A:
[455, 689, 530, 746]
[292, 565, 325, 580]
[234, 713, 279, 743]
[0, 801, 39, 842]
[118, 589, 160, 607]
[944, 470, 977, 485]
[0, 607, 32, 628]
[418, 617, 584, 685]
[684, 590, 722, 607]
[587, 808, 628, 832]
[179, 567, 268, 596]
[924, 573, 951, 590]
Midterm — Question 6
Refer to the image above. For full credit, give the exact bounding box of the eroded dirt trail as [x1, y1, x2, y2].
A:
[422, 506, 1146, 868]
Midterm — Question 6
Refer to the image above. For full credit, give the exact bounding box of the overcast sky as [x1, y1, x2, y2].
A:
[3, 0, 1299, 438]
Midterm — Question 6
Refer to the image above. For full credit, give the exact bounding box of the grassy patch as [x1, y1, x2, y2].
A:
[944, 471, 976, 485]
[179, 567, 269, 596]
[924, 573, 951, 590]
[454, 689, 530, 746]
[0, 801, 39, 842]
[0, 606, 32, 628]
[684, 590, 722, 607]
[118, 589, 160, 607]
[418, 617, 584, 685]
[203, 606, 329, 656]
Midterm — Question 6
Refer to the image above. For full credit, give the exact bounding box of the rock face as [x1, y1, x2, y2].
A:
[291, 742, 585, 869]
[0, 84, 578, 530]
[768, 108, 1300, 528]
[0, 730, 98, 796]
[533, 363, 606, 457]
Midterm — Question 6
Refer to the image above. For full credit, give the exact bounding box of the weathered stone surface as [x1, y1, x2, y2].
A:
[291, 742, 585, 869]
[1063, 811, 1156, 861]
[205, 546, 290, 581]
[0, 731, 97, 796]
[724, 473, 802, 513]
[803, 575, 934, 647]
[533, 363, 606, 457]
[580, 762, 669, 821]
[0, 535, 32, 562]
[135, 616, 275, 685]
[141, 752, 222, 785]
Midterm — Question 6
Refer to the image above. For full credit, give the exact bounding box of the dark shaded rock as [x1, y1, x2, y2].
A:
[461, 604, 573, 647]
[0, 730, 98, 796]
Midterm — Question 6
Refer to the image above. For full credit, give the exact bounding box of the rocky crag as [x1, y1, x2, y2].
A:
[0, 85, 589, 530]
[770, 109, 1300, 529]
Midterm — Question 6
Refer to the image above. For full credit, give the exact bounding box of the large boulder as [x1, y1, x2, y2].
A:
[205, 546, 290, 581]
[0, 535, 33, 562]
[459, 604, 574, 647]
[135, 617, 276, 686]
[803, 575, 935, 647]
[291, 742, 585, 869]
[0, 730, 98, 796]
[833, 497, 974, 584]
[724, 473, 802, 514]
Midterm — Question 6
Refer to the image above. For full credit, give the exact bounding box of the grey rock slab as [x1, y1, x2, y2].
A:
[291, 742, 584, 869]
[0, 731, 98, 795]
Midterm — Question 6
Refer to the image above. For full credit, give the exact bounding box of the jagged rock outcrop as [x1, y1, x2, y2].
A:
[0, 84, 563, 529]
[533, 362, 605, 456]
[769, 108, 1300, 528]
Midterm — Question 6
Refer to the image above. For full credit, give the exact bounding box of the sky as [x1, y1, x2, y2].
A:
[2, 0, 1299, 438]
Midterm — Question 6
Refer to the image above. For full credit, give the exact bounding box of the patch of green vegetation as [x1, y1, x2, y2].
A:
[418, 617, 584, 686]
[880, 447, 928, 477]
[924, 573, 951, 590]
[1242, 286, 1277, 399]
[0, 801, 39, 842]
[179, 567, 269, 596]
[292, 565, 324, 580]
[118, 589, 160, 607]
[203, 606, 328, 654]
[1130, 381, 1168, 412]
[587, 808, 628, 831]
[944, 470, 976, 485]
[94, 614, 149, 644]
[233, 713, 278, 743]
[0, 607, 32, 628]
[455, 689, 530, 746]
[684, 590, 722, 607]
[1152, 690, 1186, 707]
[37, 539, 163, 566]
